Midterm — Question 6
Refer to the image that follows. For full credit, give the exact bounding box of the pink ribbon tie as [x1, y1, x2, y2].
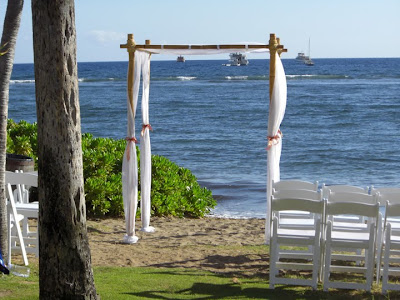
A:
[141, 124, 153, 136]
[125, 136, 138, 160]
[267, 129, 283, 150]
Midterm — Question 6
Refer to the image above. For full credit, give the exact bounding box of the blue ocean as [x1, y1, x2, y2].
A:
[8, 58, 400, 218]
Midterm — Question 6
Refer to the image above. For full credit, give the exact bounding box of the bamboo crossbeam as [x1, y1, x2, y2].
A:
[121, 43, 286, 52]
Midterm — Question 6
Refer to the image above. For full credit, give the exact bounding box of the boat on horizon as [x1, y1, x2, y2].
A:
[222, 53, 249, 66]
[177, 55, 185, 62]
[304, 38, 314, 66]
[295, 52, 309, 61]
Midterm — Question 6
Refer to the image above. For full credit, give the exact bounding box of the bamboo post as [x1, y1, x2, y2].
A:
[127, 34, 136, 113]
[145, 39, 151, 60]
[269, 33, 278, 101]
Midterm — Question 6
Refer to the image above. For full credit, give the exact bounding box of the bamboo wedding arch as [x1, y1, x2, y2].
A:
[120, 33, 287, 244]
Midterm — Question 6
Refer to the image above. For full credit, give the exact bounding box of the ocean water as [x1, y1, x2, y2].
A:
[8, 58, 400, 218]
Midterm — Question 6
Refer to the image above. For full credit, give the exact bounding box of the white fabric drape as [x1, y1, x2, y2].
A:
[122, 51, 143, 243]
[265, 53, 287, 244]
[139, 52, 155, 232]
[135, 45, 268, 56]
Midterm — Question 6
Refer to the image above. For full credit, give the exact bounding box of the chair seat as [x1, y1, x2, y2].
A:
[331, 230, 371, 241]
[277, 228, 317, 237]
[280, 210, 311, 216]
[388, 235, 400, 243]
[332, 221, 368, 230]
[15, 202, 39, 210]
[279, 218, 315, 226]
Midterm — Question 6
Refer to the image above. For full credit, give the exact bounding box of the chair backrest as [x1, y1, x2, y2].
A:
[273, 180, 318, 192]
[384, 200, 400, 219]
[325, 201, 379, 219]
[271, 196, 324, 215]
[273, 189, 322, 201]
[5, 171, 38, 187]
[376, 192, 400, 206]
[371, 187, 400, 196]
[326, 191, 379, 205]
[322, 184, 368, 198]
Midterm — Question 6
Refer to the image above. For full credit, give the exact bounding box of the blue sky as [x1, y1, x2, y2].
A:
[1, 0, 399, 63]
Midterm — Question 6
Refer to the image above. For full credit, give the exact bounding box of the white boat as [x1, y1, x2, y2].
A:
[304, 58, 314, 66]
[177, 55, 185, 62]
[223, 53, 249, 66]
[304, 38, 314, 66]
[295, 52, 309, 61]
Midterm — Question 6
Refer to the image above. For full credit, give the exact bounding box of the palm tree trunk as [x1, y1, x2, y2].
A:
[0, 0, 24, 261]
[32, 0, 97, 298]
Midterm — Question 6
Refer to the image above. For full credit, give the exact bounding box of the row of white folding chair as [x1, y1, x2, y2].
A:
[271, 180, 371, 261]
[269, 194, 381, 291]
[5, 171, 39, 266]
[325, 186, 400, 293]
[272, 181, 373, 231]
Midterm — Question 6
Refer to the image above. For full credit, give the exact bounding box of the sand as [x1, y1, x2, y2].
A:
[87, 217, 268, 277]
[12, 217, 269, 278]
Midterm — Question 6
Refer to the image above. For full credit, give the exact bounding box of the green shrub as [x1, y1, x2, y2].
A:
[151, 155, 214, 217]
[6, 119, 216, 218]
[7, 119, 38, 162]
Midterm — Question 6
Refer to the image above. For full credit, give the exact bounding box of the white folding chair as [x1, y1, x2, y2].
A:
[269, 196, 324, 290]
[381, 200, 400, 294]
[7, 193, 28, 266]
[371, 191, 400, 284]
[5, 171, 39, 265]
[323, 201, 380, 291]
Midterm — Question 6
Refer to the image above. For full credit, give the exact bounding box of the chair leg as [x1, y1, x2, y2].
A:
[312, 231, 320, 290]
[366, 228, 376, 292]
[7, 211, 12, 266]
[269, 240, 276, 289]
[382, 227, 391, 295]
[323, 224, 332, 291]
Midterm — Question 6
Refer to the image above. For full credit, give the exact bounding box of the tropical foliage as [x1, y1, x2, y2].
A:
[6, 119, 216, 217]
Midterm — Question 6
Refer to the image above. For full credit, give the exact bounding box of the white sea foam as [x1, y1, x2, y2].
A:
[225, 76, 248, 80]
[177, 76, 196, 81]
[286, 74, 350, 79]
[10, 79, 35, 84]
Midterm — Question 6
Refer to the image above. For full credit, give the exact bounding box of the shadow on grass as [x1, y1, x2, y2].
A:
[123, 282, 307, 299]
[115, 268, 393, 300]
[148, 253, 268, 279]
[122, 282, 392, 300]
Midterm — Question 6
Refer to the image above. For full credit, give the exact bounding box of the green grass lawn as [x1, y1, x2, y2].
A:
[0, 265, 400, 300]
[2, 263, 400, 299]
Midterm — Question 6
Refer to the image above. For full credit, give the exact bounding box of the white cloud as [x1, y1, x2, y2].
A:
[88, 30, 125, 44]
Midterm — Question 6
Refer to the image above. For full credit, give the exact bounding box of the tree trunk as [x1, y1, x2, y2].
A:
[0, 0, 24, 261]
[31, 1, 97, 298]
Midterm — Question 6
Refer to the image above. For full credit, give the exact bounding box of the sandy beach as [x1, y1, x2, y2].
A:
[87, 217, 268, 277]
[14, 217, 268, 278]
